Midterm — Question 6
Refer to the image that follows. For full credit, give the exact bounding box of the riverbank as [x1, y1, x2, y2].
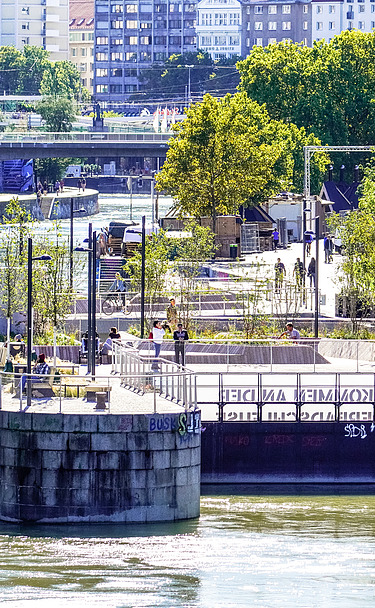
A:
[0, 187, 99, 221]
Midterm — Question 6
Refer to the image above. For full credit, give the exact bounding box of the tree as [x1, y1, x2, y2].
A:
[156, 92, 326, 234]
[137, 51, 240, 101]
[36, 96, 77, 132]
[0, 46, 23, 94]
[40, 61, 81, 98]
[327, 165, 375, 334]
[171, 221, 216, 329]
[20, 46, 50, 95]
[238, 32, 375, 161]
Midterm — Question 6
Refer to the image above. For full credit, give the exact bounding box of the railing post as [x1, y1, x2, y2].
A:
[270, 340, 273, 373]
[357, 340, 359, 373]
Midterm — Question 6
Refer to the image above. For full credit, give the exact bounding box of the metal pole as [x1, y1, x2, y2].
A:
[302, 198, 306, 288]
[27, 237, 32, 407]
[92, 230, 97, 380]
[151, 174, 155, 226]
[70, 197, 74, 291]
[129, 176, 133, 221]
[87, 223, 92, 374]
[314, 216, 319, 338]
[188, 67, 191, 106]
[140, 215, 146, 339]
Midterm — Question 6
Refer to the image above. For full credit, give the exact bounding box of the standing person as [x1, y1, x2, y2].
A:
[279, 323, 300, 343]
[151, 320, 165, 369]
[81, 176, 86, 192]
[304, 231, 313, 256]
[173, 323, 189, 367]
[166, 298, 178, 332]
[272, 228, 279, 251]
[324, 234, 333, 263]
[77, 178, 82, 193]
[54, 180, 60, 195]
[293, 257, 305, 288]
[60, 179, 64, 192]
[274, 258, 286, 291]
[43, 180, 48, 194]
[307, 257, 316, 288]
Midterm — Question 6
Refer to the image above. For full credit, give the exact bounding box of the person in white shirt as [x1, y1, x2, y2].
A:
[279, 323, 300, 343]
[152, 320, 165, 361]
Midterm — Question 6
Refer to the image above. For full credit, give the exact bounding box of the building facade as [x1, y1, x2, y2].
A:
[69, 0, 95, 93]
[196, 0, 242, 59]
[0, 0, 69, 61]
[311, 0, 375, 43]
[94, 0, 197, 103]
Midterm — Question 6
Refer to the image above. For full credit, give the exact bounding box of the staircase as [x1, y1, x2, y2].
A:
[98, 256, 125, 292]
[2, 159, 33, 192]
[39, 195, 56, 219]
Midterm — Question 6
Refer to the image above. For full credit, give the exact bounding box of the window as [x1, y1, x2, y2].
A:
[154, 20, 166, 28]
[246, 37, 250, 46]
[268, 37, 277, 43]
[229, 12, 239, 24]
[79, 63, 87, 72]
[125, 85, 137, 92]
[169, 19, 181, 27]
[201, 13, 212, 25]
[329, 21, 335, 28]
[184, 35, 195, 44]
[126, 4, 138, 11]
[255, 37, 263, 45]
[359, 5, 365, 11]
[154, 35, 167, 44]
[21, 23, 29, 30]
[348, 20, 354, 28]
[303, 4, 308, 12]
[254, 5, 263, 13]
[169, 35, 181, 44]
[372, 5, 375, 11]
[126, 20, 138, 27]
[140, 22, 152, 28]
[111, 51, 123, 60]
[110, 84, 122, 93]
[140, 51, 151, 61]
[140, 36, 151, 44]
[155, 3, 167, 11]
[214, 35, 226, 45]
[254, 21, 263, 29]
[268, 21, 277, 29]
[21, 6, 29, 13]
[97, 36, 108, 44]
[282, 21, 291, 29]
[329, 5, 335, 12]
[111, 20, 124, 28]
[268, 5, 277, 13]
[372, 19, 375, 25]
[128, 35, 137, 44]
[185, 4, 195, 12]
[96, 52, 108, 60]
[111, 68, 123, 76]
[316, 21, 323, 29]
[358, 20, 365, 28]
[81, 48, 87, 56]
[169, 3, 181, 11]
[111, 4, 123, 12]
[126, 52, 137, 60]
[303, 20, 308, 29]
[72, 48, 77, 57]
[229, 35, 240, 45]
[282, 4, 291, 13]
[96, 85, 108, 93]
[201, 35, 212, 45]
[154, 51, 167, 60]
[316, 5, 322, 12]
[111, 38, 123, 44]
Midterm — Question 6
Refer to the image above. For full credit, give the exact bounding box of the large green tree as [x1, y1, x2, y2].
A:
[238, 31, 375, 151]
[39, 60, 81, 99]
[36, 96, 77, 132]
[156, 92, 326, 231]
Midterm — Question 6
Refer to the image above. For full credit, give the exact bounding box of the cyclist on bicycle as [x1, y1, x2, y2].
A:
[109, 272, 127, 305]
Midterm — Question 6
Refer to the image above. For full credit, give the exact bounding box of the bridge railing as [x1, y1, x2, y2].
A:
[0, 131, 171, 143]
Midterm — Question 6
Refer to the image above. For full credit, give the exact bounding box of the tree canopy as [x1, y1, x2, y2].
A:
[36, 96, 77, 132]
[136, 51, 241, 101]
[237, 31, 375, 150]
[156, 92, 327, 229]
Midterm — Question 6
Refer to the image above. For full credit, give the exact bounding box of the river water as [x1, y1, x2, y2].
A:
[1, 493, 375, 607]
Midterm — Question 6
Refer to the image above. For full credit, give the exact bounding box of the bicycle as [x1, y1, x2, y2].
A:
[102, 293, 133, 316]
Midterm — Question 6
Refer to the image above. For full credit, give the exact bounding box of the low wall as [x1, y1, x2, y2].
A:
[318, 338, 375, 361]
[201, 422, 375, 484]
[0, 410, 201, 523]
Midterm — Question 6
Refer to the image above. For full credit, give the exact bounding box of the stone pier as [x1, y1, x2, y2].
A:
[0, 410, 201, 523]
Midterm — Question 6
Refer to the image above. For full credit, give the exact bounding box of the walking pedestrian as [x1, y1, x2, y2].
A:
[293, 257, 305, 288]
[324, 234, 333, 263]
[272, 228, 279, 251]
[307, 257, 316, 287]
[81, 177, 86, 192]
[304, 231, 313, 256]
[173, 323, 189, 367]
[274, 258, 286, 291]
[151, 320, 165, 370]
[77, 178, 82, 193]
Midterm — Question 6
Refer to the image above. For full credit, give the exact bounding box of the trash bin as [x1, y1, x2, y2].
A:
[230, 244, 238, 259]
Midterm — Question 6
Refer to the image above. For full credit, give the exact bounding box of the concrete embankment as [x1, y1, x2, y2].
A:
[0, 410, 201, 523]
[0, 188, 99, 222]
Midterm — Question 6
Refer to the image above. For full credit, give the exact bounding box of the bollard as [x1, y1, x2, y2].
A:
[95, 392, 107, 410]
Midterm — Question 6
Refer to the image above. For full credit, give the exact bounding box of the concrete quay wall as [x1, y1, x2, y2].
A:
[0, 410, 201, 523]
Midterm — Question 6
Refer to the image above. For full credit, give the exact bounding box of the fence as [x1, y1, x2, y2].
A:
[196, 370, 375, 423]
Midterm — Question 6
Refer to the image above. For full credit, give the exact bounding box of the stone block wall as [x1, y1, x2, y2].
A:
[0, 410, 201, 523]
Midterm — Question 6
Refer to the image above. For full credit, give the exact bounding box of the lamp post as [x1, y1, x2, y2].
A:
[140, 215, 146, 339]
[70, 197, 86, 291]
[185, 65, 194, 107]
[26, 237, 52, 406]
[75, 223, 96, 378]
[314, 215, 320, 339]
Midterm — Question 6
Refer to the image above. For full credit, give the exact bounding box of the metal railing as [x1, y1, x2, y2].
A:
[112, 340, 196, 410]
[0, 131, 171, 144]
[196, 370, 375, 424]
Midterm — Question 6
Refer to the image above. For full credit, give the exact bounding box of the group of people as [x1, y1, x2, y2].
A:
[150, 299, 189, 368]
[77, 177, 86, 193]
[274, 256, 317, 290]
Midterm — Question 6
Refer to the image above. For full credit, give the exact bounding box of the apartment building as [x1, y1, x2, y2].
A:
[196, 0, 242, 59]
[70, 0, 94, 93]
[94, 0, 197, 103]
[312, 0, 375, 42]
[0, 0, 69, 61]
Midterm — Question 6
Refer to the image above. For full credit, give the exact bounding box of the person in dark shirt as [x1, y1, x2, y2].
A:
[173, 323, 189, 367]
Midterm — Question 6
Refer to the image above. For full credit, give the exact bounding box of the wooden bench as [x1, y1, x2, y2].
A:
[30, 367, 56, 398]
[85, 384, 112, 402]
[60, 376, 90, 398]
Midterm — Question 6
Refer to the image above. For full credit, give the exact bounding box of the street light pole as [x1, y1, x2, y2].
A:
[314, 215, 320, 339]
[26, 238, 33, 406]
[87, 223, 92, 374]
[70, 197, 74, 291]
[140, 216, 146, 339]
[91, 230, 97, 380]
